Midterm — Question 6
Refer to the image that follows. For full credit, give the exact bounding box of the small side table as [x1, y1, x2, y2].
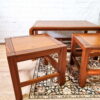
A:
[70, 33, 100, 87]
[5, 34, 67, 100]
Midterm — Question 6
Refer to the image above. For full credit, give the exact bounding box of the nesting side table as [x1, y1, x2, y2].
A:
[5, 34, 67, 100]
[70, 33, 100, 87]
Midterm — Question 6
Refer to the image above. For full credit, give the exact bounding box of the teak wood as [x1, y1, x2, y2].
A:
[70, 33, 100, 87]
[5, 34, 67, 100]
[29, 20, 100, 35]
[29, 20, 100, 51]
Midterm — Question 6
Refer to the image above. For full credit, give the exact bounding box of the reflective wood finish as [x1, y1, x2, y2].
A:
[70, 33, 100, 87]
[5, 34, 67, 100]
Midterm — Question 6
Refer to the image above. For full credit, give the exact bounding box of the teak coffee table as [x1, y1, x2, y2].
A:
[29, 20, 100, 36]
[70, 33, 100, 87]
[5, 34, 67, 100]
[29, 20, 100, 51]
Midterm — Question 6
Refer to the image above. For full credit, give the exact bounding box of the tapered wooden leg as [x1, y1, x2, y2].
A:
[79, 49, 89, 87]
[70, 35, 77, 65]
[7, 57, 22, 100]
[58, 47, 67, 86]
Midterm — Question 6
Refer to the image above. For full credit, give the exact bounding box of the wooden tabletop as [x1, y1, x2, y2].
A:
[73, 33, 100, 49]
[30, 20, 100, 31]
[5, 34, 66, 57]
[35, 20, 97, 27]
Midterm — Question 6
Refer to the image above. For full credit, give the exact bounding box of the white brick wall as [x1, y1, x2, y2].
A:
[0, 0, 100, 42]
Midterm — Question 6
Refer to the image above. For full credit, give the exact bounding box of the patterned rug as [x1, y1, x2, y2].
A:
[29, 54, 100, 99]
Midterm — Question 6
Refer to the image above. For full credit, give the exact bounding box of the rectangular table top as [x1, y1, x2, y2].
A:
[5, 34, 66, 57]
[74, 33, 100, 49]
[35, 20, 97, 27]
[30, 20, 100, 30]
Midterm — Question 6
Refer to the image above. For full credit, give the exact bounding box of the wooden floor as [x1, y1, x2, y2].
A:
[0, 44, 15, 100]
[0, 44, 37, 100]
[0, 44, 99, 100]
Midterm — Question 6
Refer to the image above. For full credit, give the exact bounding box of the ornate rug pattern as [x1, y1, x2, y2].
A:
[29, 54, 100, 99]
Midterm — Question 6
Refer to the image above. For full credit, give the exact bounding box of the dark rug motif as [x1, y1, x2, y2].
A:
[29, 54, 100, 99]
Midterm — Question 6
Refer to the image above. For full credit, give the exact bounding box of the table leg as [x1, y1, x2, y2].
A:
[93, 56, 98, 60]
[34, 31, 38, 35]
[58, 47, 67, 86]
[84, 30, 88, 33]
[29, 29, 38, 35]
[70, 35, 77, 65]
[79, 49, 89, 87]
[29, 29, 35, 35]
[96, 29, 100, 33]
[93, 30, 100, 60]
[43, 57, 49, 65]
[7, 57, 22, 100]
